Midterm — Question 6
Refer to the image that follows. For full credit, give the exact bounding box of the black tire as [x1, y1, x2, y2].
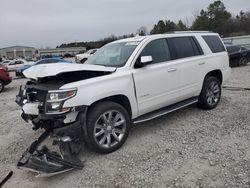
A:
[80, 58, 88, 64]
[0, 80, 5, 93]
[198, 76, 221, 110]
[85, 101, 131, 154]
[238, 57, 248, 66]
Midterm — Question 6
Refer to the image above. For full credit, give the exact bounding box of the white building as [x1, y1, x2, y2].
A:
[0, 46, 36, 59]
[38, 47, 86, 58]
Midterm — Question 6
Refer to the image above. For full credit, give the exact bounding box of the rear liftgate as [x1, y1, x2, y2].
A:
[16, 86, 86, 177]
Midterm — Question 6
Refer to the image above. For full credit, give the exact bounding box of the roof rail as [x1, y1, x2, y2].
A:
[164, 31, 214, 34]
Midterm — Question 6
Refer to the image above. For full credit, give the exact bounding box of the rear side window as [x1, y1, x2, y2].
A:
[168, 37, 203, 59]
[202, 35, 225, 53]
[141, 39, 171, 64]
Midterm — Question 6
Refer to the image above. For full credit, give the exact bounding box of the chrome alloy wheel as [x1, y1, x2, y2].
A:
[206, 81, 220, 106]
[94, 110, 126, 148]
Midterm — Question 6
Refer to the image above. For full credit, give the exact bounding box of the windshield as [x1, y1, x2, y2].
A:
[85, 42, 138, 67]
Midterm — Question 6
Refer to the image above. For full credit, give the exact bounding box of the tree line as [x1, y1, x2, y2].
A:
[58, 0, 250, 49]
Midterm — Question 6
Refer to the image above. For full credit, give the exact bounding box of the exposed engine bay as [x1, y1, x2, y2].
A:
[15, 68, 115, 177]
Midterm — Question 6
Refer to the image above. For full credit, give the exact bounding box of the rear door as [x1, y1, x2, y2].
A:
[167, 36, 205, 99]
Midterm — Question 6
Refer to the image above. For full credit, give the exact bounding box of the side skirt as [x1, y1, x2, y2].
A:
[133, 97, 198, 124]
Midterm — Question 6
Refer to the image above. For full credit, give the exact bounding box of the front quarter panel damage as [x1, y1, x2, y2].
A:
[16, 67, 118, 176]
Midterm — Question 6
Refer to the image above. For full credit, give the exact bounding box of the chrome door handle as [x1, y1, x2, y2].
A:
[198, 62, 206, 65]
[167, 68, 177, 72]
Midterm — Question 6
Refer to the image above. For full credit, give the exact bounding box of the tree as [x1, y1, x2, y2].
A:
[192, 0, 231, 34]
[192, 9, 210, 30]
[176, 20, 188, 31]
[150, 20, 167, 34]
[150, 20, 181, 34]
[136, 26, 148, 36]
[165, 20, 176, 32]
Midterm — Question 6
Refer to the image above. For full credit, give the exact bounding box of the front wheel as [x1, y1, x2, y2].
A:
[85, 101, 131, 154]
[198, 76, 221, 110]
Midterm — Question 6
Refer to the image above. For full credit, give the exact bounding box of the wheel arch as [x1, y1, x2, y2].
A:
[88, 94, 132, 118]
[205, 69, 223, 83]
[0, 78, 5, 85]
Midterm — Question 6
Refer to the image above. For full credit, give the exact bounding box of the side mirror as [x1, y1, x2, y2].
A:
[141, 56, 153, 65]
[135, 56, 152, 68]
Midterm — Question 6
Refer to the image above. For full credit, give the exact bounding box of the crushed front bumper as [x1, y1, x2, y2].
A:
[17, 130, 84, 177]
[16, 85, 87, 177]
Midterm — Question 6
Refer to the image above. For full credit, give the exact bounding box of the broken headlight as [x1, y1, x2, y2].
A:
[45, 89, 77, 114]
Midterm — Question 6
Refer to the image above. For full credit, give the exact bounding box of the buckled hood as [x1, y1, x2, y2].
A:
[23, 63, 116, 80]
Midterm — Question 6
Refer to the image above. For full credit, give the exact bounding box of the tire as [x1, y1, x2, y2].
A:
[80, 58, 88, 64]
[238, 57, 248, 66]
[0, 80, 5, 93]
[85, 101, 131, 154]
[198, 76, 221, 110]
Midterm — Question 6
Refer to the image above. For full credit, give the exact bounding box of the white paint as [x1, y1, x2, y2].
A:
[23, 32, 231, 120]
[23, 63, 116, 79]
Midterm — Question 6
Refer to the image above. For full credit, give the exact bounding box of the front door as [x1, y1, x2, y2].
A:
[132, 38, 182, 115]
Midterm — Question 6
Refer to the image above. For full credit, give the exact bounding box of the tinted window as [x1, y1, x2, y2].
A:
[168, 37, 203, 59]
[240, 47, 247, 51]
[15, 61, 23, 64]
[226, 46, 240, 54]
[202, 35, 225, 53]
[141, 39, 171, 64]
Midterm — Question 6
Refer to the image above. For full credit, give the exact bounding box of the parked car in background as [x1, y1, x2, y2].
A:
[40, 55, 63, 59]
[16, 58, 72, 77]
[0, 64, 12, 92]
[1, 60, 11, 66]
[7, 59, 35, 71]
[75, 49, 98, 63]
[226, 45, 250, 67]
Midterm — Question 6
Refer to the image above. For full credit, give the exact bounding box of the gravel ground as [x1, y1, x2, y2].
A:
[0, 65, 250, 188]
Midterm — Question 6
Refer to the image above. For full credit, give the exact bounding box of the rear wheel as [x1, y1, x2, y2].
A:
[198, 76, 221, 109]
[85, 101, 131, 153]
[238, 57, 248, 66]
[0, 80, 5, 93]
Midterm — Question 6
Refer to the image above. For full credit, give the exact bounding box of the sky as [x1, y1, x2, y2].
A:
[0, 0, 249, 48]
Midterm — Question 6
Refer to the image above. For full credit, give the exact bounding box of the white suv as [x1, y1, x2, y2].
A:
[75, 49, 98, 63]
[16, 32, 230, 175]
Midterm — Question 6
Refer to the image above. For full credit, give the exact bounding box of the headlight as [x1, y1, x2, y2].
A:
[45, 89, 77, 114]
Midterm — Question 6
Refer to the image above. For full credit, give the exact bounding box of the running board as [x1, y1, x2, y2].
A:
[133, 97, 198, 124]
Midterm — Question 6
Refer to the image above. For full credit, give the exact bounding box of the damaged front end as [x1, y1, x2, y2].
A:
[16, 81, 87, 177]
[15, 64, 115, 177]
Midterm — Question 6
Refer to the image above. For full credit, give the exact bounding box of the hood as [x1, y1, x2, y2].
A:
[23, 63, 116, 79]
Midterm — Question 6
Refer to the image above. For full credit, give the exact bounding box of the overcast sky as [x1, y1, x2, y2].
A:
[0, 0, 249, 48]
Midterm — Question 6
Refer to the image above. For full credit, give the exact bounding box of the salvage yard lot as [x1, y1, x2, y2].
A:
[0, 65, 250, 188]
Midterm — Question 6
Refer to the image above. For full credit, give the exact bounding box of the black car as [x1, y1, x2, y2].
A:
[226, 45, 250, 67]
